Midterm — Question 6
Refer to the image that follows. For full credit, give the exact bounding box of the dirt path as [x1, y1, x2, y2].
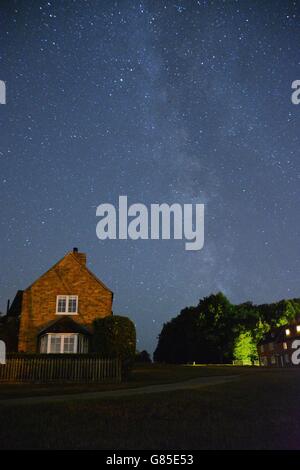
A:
[0, 375, 239, 406]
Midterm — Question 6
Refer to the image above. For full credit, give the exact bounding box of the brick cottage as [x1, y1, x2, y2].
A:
[0, 248, 113, 354]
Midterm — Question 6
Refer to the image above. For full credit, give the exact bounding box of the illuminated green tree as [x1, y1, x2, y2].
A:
[233, 331, 258, 364]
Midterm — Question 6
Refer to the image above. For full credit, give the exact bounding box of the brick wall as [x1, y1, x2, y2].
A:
[17, 252, 113, 352]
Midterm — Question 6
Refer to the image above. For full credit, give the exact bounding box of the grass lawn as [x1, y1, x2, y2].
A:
[0, 363, 243, 399]
[0, 365, 300, 449]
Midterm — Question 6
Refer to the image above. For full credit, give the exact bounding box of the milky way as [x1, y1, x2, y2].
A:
[1, 0, 300, 353]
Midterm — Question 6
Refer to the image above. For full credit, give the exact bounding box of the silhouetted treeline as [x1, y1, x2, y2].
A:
[154, 292, 300, 364]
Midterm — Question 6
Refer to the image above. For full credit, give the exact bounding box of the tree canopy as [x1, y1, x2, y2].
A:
[154, 293, 300, 364]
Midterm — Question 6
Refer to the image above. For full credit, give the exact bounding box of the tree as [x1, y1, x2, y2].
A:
[135, 350, 152, 363]
[233, 331, 258, 364]
[93, 315, 136, 375]
[155, 292, 236, 364]
[154, 293, 300, 365]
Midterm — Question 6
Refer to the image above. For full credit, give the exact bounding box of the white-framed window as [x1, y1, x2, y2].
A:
[39, 333, 89, 354]
[39, 334, 48, 353]
[78, 335, 89, 353]
[56, 295, 78, 314]
[50, 334, 63, 353]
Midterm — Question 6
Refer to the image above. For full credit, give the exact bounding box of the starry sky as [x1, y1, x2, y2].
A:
[1, 0, 300, 354]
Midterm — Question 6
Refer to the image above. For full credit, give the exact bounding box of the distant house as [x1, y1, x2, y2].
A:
[258, 317, 300, 367]
[0, 248, 113, 354]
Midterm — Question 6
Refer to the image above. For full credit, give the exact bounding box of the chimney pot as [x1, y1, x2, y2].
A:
[72, 248, 86, 265]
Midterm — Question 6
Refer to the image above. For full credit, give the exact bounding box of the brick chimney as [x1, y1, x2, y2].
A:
[72, 247, 86, 265]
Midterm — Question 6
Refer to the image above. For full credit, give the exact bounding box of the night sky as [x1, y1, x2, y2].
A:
[1, 0, 300, 354]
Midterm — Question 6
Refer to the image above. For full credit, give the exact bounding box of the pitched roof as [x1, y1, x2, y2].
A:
[25, 250, 113, 294]
[7, 290, 23, 317]
[38, 316, 91, 336]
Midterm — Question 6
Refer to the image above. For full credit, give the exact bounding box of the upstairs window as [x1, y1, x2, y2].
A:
[68, 296, 78, 313]
[285, 328, 291, 337]
[56, 295, 78, 314]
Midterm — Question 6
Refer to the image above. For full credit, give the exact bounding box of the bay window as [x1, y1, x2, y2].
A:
[39, 333, 89, 354]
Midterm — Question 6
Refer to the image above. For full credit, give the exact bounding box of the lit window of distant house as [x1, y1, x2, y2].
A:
[283, 342, 288, 350]
[269, 342, 274, 351]
[297, 325, 300, 333]
[56, 295, 78, 314]
[260, 345, 264, 353]
[285, 328, 291, 336]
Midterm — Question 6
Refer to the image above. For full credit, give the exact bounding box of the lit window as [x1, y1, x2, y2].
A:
[283, 342, 288, 350]
[39, 333, 85, 353]
[78, 335, 89, 353]
[50, 335, 62, 353]
[56, 295, 78, 314]
[297, 325, 300, 333]
[63, 335, 76, 353]
[39, 334, 47, 353]
[285, 328, 291, 336]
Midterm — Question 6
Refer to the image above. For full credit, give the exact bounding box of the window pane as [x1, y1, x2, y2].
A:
[63, 335, 76, 353]
[78, 335, 88, 353]
[40, 335, 47, 353]
[57, 296, 67, 313]
[68, 296, 78, 313]
[50, 335, 61, 353]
